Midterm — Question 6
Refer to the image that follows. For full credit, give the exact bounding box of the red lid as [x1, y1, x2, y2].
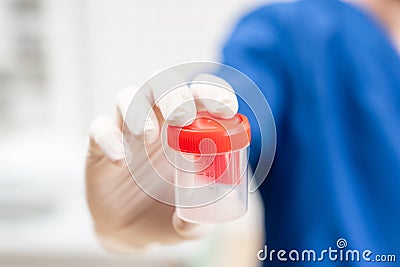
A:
[167, 112, 251, 154]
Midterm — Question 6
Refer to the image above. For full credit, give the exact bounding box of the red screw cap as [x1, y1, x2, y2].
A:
[167, 112, 251, 154]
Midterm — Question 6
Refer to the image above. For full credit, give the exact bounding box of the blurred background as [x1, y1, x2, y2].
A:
[0, 0, 268, 266]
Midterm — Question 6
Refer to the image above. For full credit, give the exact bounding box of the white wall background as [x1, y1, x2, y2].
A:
[38, 0, 267, 134]
[83, 0, 262, 117]
[0, 0, 270, 266]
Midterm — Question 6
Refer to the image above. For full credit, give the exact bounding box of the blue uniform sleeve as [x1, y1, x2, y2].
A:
[219, 7, 289, 170]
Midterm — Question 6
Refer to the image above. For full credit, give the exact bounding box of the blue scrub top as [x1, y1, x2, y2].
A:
[221, 0, 400, 266]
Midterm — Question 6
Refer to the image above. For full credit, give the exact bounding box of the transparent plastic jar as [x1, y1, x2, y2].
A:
[167, 112, 251, 224]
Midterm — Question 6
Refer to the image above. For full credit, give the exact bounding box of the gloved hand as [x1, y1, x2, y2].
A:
[85, 74, 238, 252]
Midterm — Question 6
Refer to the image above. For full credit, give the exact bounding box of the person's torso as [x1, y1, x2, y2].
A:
[225, 0, 400, 266]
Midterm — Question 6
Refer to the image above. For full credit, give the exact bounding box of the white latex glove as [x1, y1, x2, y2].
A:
[85, 74, 238, 252]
